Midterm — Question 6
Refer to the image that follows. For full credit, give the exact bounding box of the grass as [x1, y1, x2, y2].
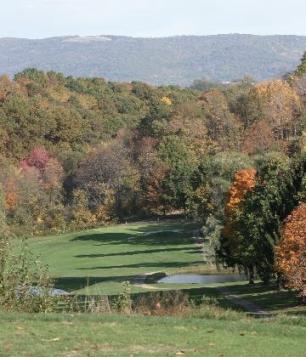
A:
[28, 220, 213, 295]
[216, 282, 306, 314]
[27, 220, 306, 316]
[0, 311, 306, 356]
[2, 220, 305, 356]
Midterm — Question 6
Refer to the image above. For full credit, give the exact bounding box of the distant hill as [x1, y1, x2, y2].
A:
[1, 34, 306, 86]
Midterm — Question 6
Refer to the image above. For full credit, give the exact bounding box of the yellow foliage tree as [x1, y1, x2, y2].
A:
[248, 80, 301, 143]
[161, 96, 172, 105]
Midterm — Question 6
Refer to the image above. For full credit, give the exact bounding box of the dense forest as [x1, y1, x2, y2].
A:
[1, 35, 306, 85]
[0, 53, 305, 289]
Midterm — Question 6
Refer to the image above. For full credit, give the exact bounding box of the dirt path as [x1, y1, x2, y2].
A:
[217, 287, 271, 316]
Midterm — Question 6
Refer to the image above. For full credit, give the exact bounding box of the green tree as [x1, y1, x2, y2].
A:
[158, 136, 195, 211]
[221, 153, 305, 282]
[292, 52, 306, 78]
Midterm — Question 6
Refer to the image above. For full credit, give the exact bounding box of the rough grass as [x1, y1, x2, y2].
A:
[0, 311, 305, 356]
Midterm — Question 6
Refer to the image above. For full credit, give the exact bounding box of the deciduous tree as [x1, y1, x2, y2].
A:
[275, 203, 306, 298]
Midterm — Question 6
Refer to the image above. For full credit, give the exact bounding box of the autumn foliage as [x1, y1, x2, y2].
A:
[0, 63, 305, 236]
[242, 120, 275, 154]
[225, 168, 257, 214]
[21, 147, 63, 189]
[222, 168, 257, 262]
[4, 176, 19, 212]
[244, 80, 301, 154]
[275, 203, 306, 297]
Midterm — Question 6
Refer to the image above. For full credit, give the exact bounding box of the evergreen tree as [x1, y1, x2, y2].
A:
[293, 52, 306, 78]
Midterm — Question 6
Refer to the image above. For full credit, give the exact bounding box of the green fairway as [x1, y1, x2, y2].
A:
[27, 220, 306, 317]
[29, 220, 214, 295]
[0, 312, 305, 357]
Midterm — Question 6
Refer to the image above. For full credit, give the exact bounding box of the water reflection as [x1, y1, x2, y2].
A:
[158, 274, 247, 284]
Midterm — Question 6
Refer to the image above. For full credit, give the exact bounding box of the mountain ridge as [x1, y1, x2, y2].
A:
[1, 34, 306, 85]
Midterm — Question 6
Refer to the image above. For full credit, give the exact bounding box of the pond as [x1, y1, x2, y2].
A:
[158, 274, 247, 284]
[24, 287, 70, 297]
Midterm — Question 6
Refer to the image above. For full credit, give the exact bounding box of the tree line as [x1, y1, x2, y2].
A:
[0, 54, 305, 294]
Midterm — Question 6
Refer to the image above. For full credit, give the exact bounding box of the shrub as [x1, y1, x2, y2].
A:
[0, 239, 55, 312]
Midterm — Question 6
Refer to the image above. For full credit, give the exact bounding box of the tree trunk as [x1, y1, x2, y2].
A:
[248, 265, 255, 285]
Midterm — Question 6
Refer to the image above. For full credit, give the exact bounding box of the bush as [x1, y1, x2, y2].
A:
[0, 239, 55, 312]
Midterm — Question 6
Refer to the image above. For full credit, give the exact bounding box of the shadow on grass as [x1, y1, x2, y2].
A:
[54, 275, 136, 292]
[78, 260, 204, 271]
[75, 246, 200, 259]
[220, 282, 304, 312]
[61, 223, 204, 293]
[71, 223, 199, 247]
[180, 283, 304, 313]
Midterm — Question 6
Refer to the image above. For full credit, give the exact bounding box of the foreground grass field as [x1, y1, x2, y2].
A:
[29, 220, 210, 295]
[3, 220, 304, 356]
[0, 312, 306, 357]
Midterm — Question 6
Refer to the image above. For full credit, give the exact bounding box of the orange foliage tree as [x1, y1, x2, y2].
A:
[224, 168, 257, 214]
[221, 168, 257, 279]
[4, 176, 19, 213]
[275, 203, 306, 298]
[223, 168, 257, 243]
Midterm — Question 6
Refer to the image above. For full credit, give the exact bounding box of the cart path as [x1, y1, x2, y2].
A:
[217, 286, 271, 316]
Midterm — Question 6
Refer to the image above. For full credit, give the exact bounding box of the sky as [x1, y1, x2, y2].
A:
[1, 0, 306, 39]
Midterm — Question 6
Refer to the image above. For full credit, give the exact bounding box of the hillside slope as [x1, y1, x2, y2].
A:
[1, 34, 306, 85]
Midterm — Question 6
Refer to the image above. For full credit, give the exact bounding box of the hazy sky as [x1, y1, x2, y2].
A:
[1, 0, 306, 38]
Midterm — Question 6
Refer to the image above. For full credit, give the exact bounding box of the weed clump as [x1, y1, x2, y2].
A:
[0, 238, 55, 312]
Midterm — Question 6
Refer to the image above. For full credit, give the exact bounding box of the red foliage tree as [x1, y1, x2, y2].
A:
[21, 147, 63, 189]
[21, 147, 50, 174]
